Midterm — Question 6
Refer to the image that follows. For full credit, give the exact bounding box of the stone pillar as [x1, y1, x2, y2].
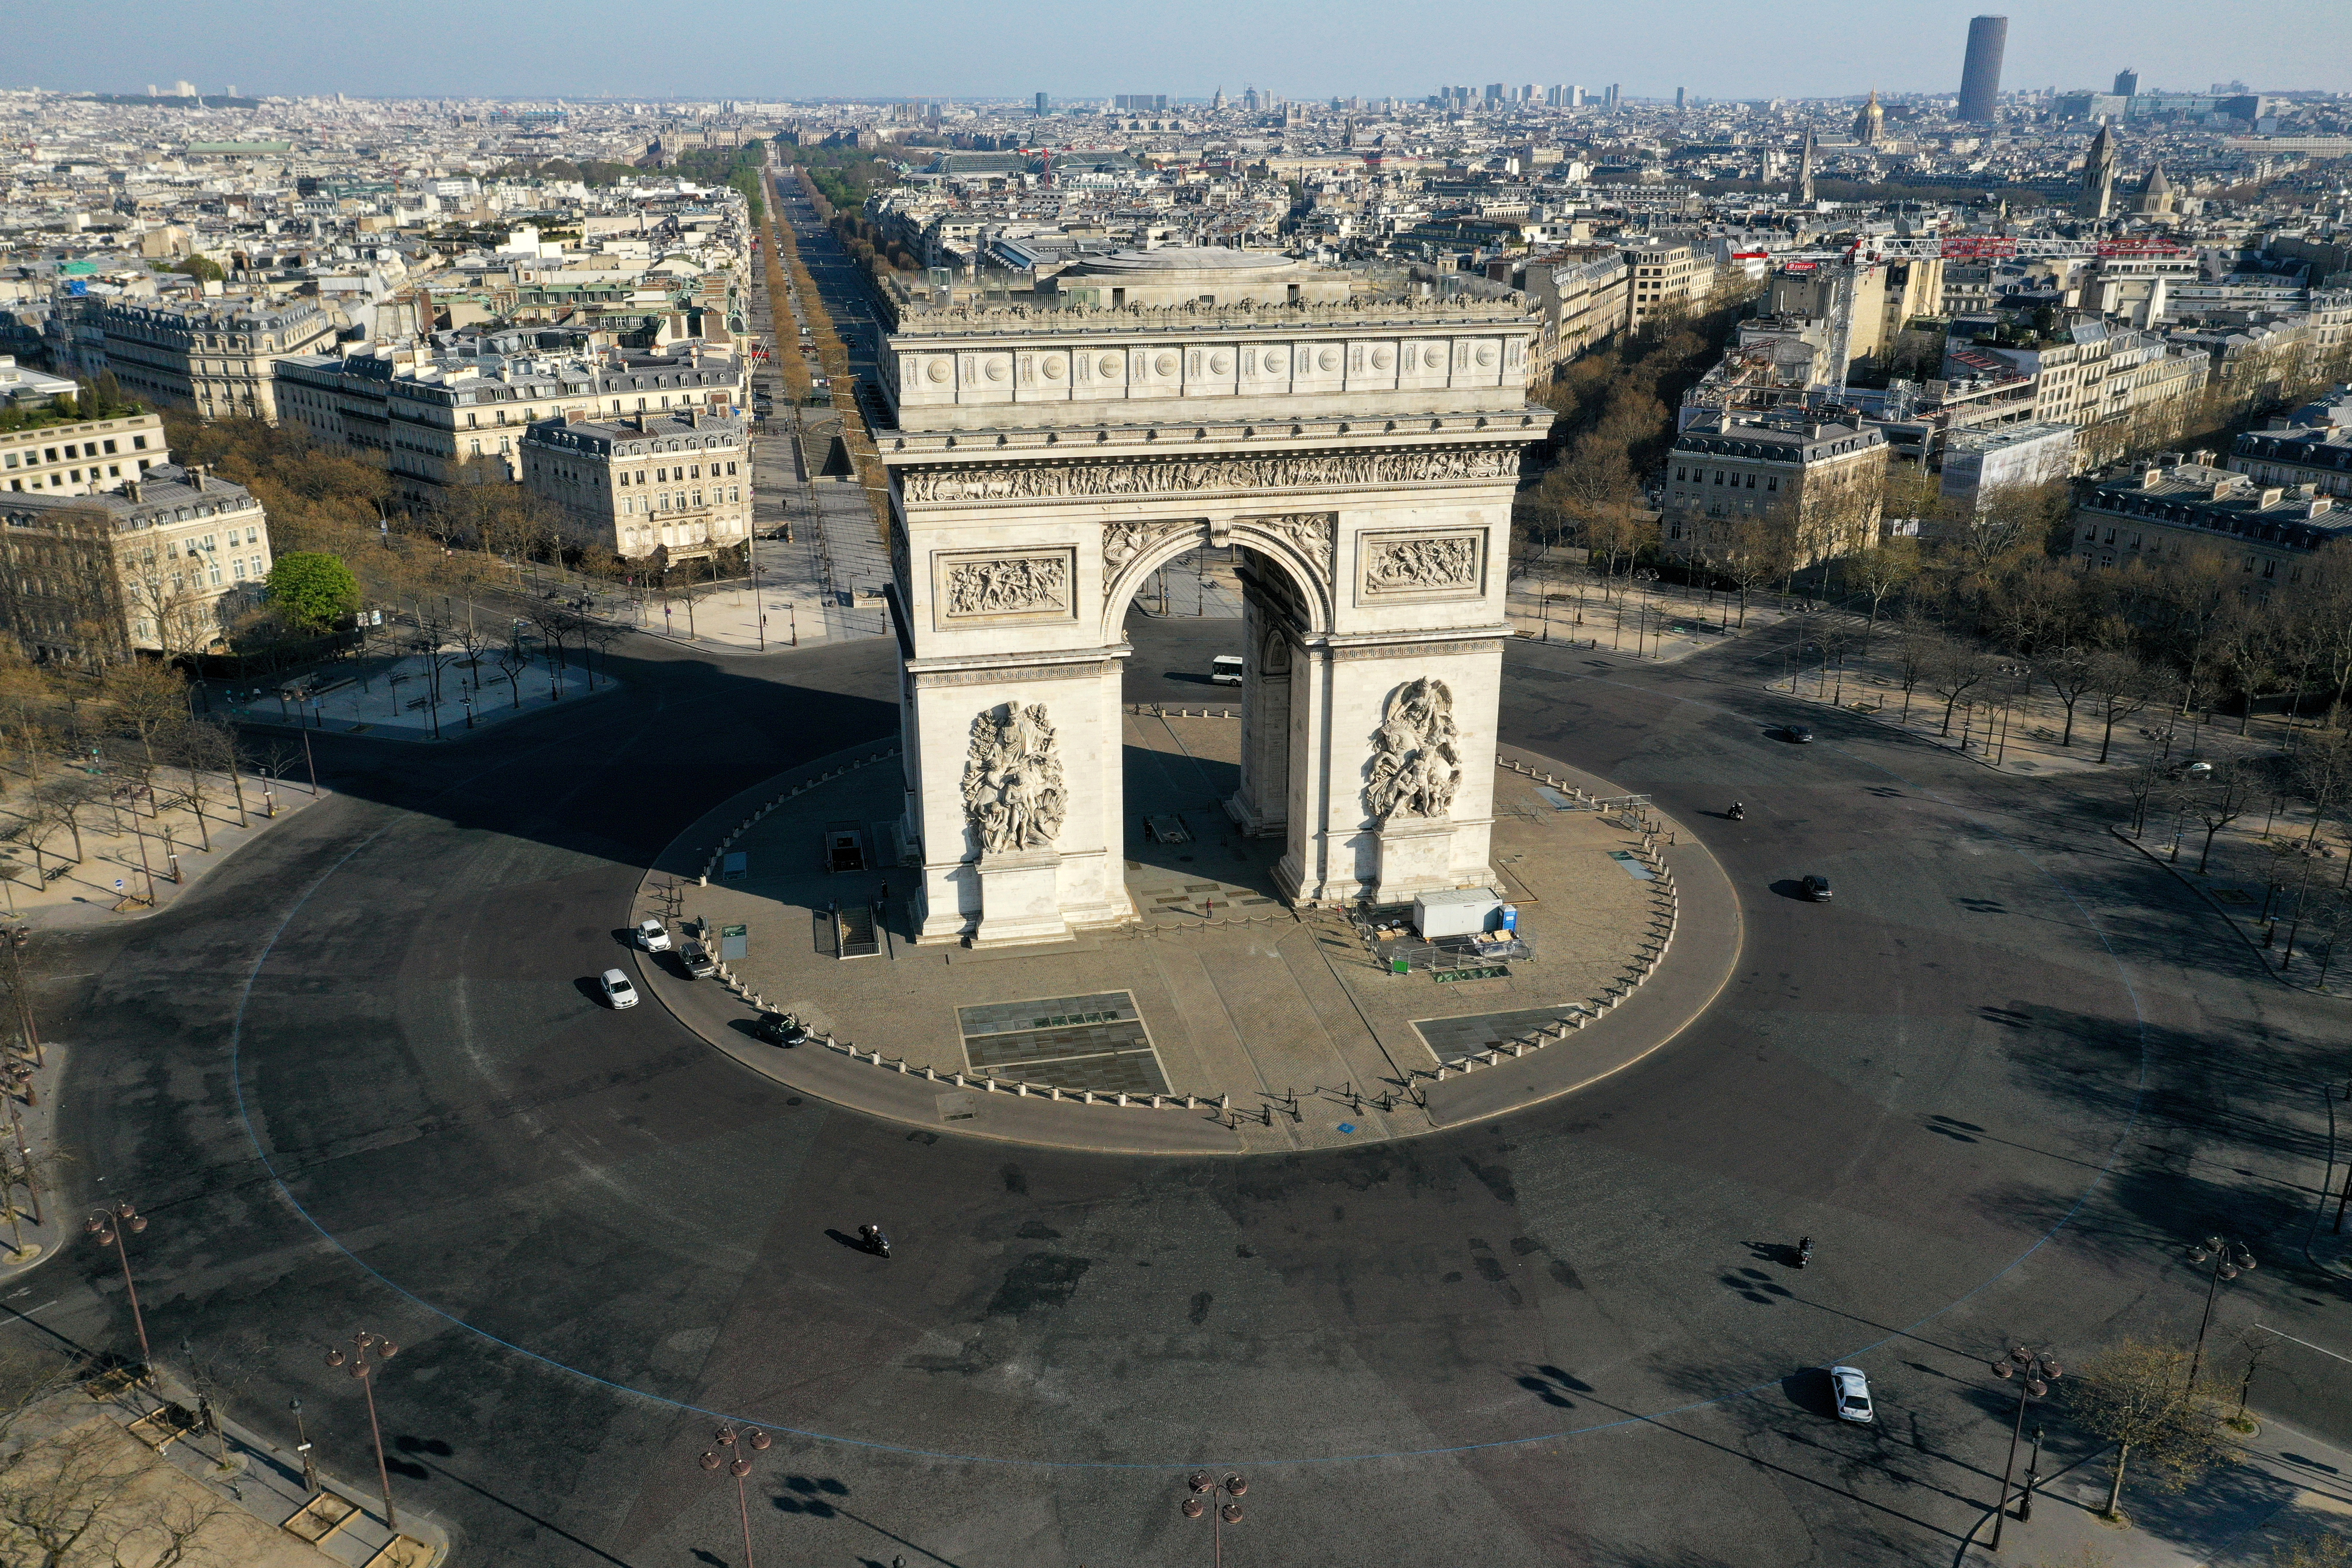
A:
[1228, 586, 1292, 836]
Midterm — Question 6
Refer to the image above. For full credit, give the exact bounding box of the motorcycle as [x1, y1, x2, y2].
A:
[860, 1224, 891, 1259]
[1796, 1236, 1813, 1269]
[1728, 803, 1746, 821]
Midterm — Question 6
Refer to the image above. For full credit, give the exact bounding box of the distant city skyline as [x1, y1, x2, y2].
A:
[7, 0, 2347, 104]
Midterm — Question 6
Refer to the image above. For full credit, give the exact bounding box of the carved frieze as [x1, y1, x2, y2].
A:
[933, 549, 1075, 624]
[900, 444, 1520, 505]
[1239, 513, 1335, 584]
[962, 702, 1068, 856]
[1358, 530, 1485, 600]
[1364, 677, 1462, 823]
[1101, 519, 1187, 573]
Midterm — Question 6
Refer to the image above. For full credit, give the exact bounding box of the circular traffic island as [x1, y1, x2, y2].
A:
[633, 715, 1739, 1155]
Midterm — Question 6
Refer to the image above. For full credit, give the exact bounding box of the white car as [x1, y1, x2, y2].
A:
[635, 919, 672, 953]
[1829, 1365, 1875, 1425]
[598, 969, 639, 1010]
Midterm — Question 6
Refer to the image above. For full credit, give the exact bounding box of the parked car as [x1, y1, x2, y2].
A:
[679, 939, 716, 978]
[636, 918, 673, 952]
[2168, 757, 2214, 780]
[1785, 724, 1814, 744]
[1828, 1365, 1875, 1424]
[1801, 874, 1833, 902]
[598, 969, 639, 1009]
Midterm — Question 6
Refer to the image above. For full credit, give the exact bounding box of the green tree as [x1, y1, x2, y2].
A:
[263, 553, 361, 635]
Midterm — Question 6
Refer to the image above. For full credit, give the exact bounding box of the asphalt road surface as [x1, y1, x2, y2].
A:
[24, 588, 2352, 1568]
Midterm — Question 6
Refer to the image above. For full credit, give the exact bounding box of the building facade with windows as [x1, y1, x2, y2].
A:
[2231, 424, 2352, 499]
[0, 462, 273, 660]
[518, 409, 751, 566]
[276, 346, 748, 510]
[2070, 460, 2348, 600]
[1622, 237, 1709, 328]
[2, 411, 168, 496]
[1521, 247, 1630, 376]
[92, 298, 338, 423]
[1662, 412, 1886, 569]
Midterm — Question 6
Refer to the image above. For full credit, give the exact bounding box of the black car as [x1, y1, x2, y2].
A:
[1786, 725, 1815, 744]
[1802, 874, 1833, 902]
[756, 1012, 811, 1047]
[678, 938, 716, 978]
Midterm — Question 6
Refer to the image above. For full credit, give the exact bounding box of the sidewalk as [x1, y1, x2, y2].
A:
[219, 650, 604, 743]
[0, 774, 333, 931]
[1964, 1417, 2352, 1568]
[69, 1363, 448, 1568]
[1503, 570, 1809, 666]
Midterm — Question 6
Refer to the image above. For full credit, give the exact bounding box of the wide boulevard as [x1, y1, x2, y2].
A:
[18, 593, 2348, 1568]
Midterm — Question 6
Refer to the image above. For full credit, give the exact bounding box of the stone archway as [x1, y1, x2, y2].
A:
[876, 255, 1547, 947]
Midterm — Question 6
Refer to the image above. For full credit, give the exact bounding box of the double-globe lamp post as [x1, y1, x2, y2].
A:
[699, 1423, 771, 1568]
[324, 1332, 401, 1533]
[83, 1201, 151, 1370]
[1182, 1470, 1247, 1568]
[2186, 1234, 2256, 1387]
[1989, 1345, 2061, 1551]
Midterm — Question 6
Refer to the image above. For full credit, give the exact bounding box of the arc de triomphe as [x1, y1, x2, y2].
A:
[875, 250, 1547, 947]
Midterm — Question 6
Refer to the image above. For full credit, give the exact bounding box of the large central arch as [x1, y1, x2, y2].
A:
[873, 253, 1549, 948]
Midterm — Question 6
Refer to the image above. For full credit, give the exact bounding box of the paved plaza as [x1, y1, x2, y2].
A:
[634, 719, 1730, 1153]
[220, 648, 602, 741]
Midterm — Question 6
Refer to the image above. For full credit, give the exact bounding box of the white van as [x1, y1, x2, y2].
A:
[1210, 655, 1244, 686]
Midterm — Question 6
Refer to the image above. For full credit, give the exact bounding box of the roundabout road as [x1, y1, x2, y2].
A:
[27, 614, 2351, 1568]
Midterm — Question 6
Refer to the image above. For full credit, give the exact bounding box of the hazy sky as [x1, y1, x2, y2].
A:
[11, 0, 2341, 103]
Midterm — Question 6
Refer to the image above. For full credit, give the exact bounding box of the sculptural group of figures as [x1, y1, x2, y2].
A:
[1364, 677, 1462, 822]
[946, 555, 1069, 616]
[1366, 535, 1478, 591]
[962, 702, 1069, 854]
[904, 445, 1519, 504]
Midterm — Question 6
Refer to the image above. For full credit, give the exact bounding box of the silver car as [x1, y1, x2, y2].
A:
[1829, 1365, 1874, 1424]
[635, 918, 672, 953]
[598, 969, 639, 1010]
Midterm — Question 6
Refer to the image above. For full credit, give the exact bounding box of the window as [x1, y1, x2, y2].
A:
[103, 440, 116, 455]
[133, 435, 148, 450]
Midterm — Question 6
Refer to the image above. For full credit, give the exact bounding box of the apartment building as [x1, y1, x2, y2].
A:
[278, 342, 748, 509]
[0, 462, 273, 660]
[2, 411, 168, 495]
[1622, 236, 1709, 328]
[2230, 423, 2352, 499]
[2070, 459, 2348, 600]
[519, 408, 752, 566]
[1521, 247, 1629, 377]
[1965, 318, 2207, 466]
[92, 297, 338, 423]
[1661, 411, 1886, 569]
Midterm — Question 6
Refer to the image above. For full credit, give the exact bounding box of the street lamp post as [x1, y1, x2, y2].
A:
[698, 1423, 772, 1568]
[2185, 1235, 2256, 1387]
[1181, 1470, 1247, 1568]
[290, 1397, 319, 1494]
[323, 1332, 401, 1532]
[1989, 1345, 2061, 1550]
[84, 1201, 151, 1369]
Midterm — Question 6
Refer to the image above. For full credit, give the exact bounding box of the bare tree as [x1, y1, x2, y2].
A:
[2089, 649, 2160, 765]
[31, 778, 104, 865]
[2189, 762, 2260, 874]
[2064, 1338, 2228, 1520]
[1929, 640, 1999, 736]
[2038, 649, 2103, 748]
[1845, 538, 1920, 650]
